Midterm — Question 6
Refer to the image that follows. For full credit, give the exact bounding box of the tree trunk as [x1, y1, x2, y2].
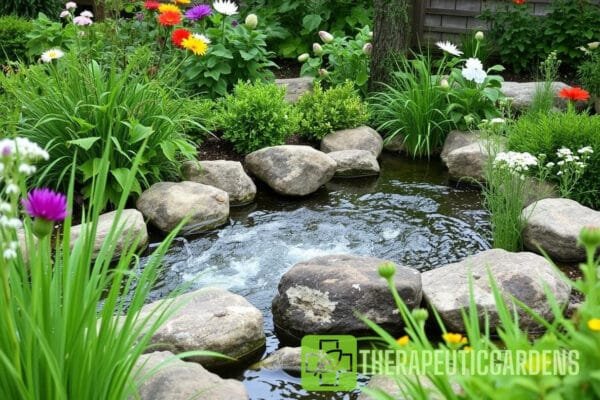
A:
[369, 0, 415, 91]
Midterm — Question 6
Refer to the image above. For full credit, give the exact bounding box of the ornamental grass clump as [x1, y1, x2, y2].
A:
[362, 227, 600, 399]
[0, 137, 190, 399]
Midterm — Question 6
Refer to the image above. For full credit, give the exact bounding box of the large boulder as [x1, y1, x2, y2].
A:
[501, 81, 570, 111]
[445, 137, 505, 182]
[522, 198, 600, 262]
[245, 145, 336, 196]
[70, 209, 148, 259]
[140, 288, 265, 369]
[182, 160, 256, 206]
[422, 249, 570, 332]
[321, 126, 384, 157]
[272, 255, 422, 341]
[275, 77, 314, 103]
[440, 130, 481, 165]
[135, 351, 248, 400]
[328, 150, 380, 178]
[136, 181, 229, 236]
[383, 134, 405, 153]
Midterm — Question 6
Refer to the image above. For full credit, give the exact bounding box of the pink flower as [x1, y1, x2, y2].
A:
[73, 15, 93, 25]
[22, 189, 68, 222]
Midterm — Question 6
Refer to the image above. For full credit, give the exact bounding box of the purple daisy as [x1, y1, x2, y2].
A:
[185, 4, 212, 21]
[22, 188, 68, 222]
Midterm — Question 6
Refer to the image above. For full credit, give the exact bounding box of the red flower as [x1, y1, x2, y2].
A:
[172, 28, 191, 48]
[144, 0, 160, 10]
[558, 86, 590, 102]
[513, 0, 526, 4]
[158, 10, 181, 26]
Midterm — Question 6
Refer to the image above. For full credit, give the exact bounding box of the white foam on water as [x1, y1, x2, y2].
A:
[182, 257, 263, 291]
[382, 228, 401, 240]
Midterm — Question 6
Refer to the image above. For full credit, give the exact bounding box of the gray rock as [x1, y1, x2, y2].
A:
[70, 209, 147, 259]
[136, 181, 229, 236]
[422, 249, 570, 332]
[245, 145, 336, 196]
[275, 77, 314, 103]
[358, 375, 461, 400]
[501, 81, 570, 110]
[135, 351, 248, 400]
[182, 160, 256, 206]
[321, 126, 384, 157]
[140, 288, 265, 369]
[251, 347, 301, 372]
[328, 150, 380, 178]
[440, 130, 481, 165]
[523, 198, 600, 262]
[383, 134, 405, 152]
[272, 255, 422, 340]
[446, 137, 505, 182]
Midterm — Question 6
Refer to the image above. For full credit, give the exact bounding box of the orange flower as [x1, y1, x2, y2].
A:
[558, 86, 590, 102]
[171, 28, 191, 48]
[158, 10, 181, 26]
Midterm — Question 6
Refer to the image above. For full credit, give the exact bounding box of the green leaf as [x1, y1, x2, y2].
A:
[111, 168, 141, 194]
[302, 14, 322, 32]
[67, 137, 100, 151]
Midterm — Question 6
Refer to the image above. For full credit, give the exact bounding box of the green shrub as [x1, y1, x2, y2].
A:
[369, 55, 453, 158]
[0, 16, 33, 64]
[219, 81, 300, 154]
[296, 81, 369, 141]
[0, 0, 61, 19]
[578, 43, 600, 98]
[508, 111, 600, 209]
[2, 54, 199, 208]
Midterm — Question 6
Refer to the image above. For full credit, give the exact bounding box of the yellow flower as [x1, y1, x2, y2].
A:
[396, 336, 409, 346]
[463, 346, 472, 352]
[442, 332, 468, 345]
[181, 36, 208, 56]
[172, 0, 190, 4]
[158, 3, 181, 13]
[588, 318, 600, 331]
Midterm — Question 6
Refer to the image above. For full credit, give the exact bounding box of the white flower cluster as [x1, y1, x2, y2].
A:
[0, 138, 48, 261]
[462, 58, 487, 84]
[553, 146, 593, 175]
[494, 151, 538, 176]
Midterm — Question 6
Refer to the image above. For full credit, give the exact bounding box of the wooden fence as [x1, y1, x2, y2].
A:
[414, 0, 556, 43]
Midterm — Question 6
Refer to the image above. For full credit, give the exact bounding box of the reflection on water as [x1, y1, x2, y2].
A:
[142, 154, 491, 400]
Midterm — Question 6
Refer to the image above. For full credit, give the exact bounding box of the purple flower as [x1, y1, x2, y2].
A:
[231, 19, 238, 27]
[185, 4, 212, 21]
[22, 189, 68, 222]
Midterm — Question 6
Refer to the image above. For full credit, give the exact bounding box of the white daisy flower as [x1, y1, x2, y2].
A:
[436, 41, 463, 57]
[461, 57, 487, 84]
[41, 48, 65, 63]
[193, 33, 211, 44]
[213, 0, 238, 16]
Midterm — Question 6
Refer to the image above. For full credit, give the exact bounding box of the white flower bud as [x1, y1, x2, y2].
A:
[245, 13, 258, 29]
[362, 43, 372, 56]
[318, 31, 333, 44]
[312, 43, 323, 56]
[475, 31, 484, 41]
[297, 53, 309, 63]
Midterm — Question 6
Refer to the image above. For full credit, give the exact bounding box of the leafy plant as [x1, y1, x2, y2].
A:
[218, 81, 300, 154]
[181, 13, 277, 98]
[0, 16, 34, 64]
[508, 110, 600, 209]
[0, 0, 62, 19]
[364, 227, 600, 400]
[481, 0, 600, 74]
[2, 54, 199, 207]
[530, 51, 562, 115]
[243, 0, 372, 58]
[299, 26, 372, 96]
[578, 42, 600, 98]
[369, 54, 453, 158]
[296, 81, 369, 141]
[0, 137, 187, 399]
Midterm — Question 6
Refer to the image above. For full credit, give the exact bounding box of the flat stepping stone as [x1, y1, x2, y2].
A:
[275, 77, 314, 103]
[245, 145, 336, 196]
[136, 181, 229, 236]
[136, 351, 248, 400]
[422, 249, 570, 332]
[328, 150, 380, 178]
[182, 160, 256, 206]
[272, 254, 422, 341]
[140, 288, 265, 369]
[523, 198, 600, 262]
[70, 209, 147, 259]
[321, 126, 384, 157]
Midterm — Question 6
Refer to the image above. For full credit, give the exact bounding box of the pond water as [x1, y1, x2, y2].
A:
[144, 154, 491, 399]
